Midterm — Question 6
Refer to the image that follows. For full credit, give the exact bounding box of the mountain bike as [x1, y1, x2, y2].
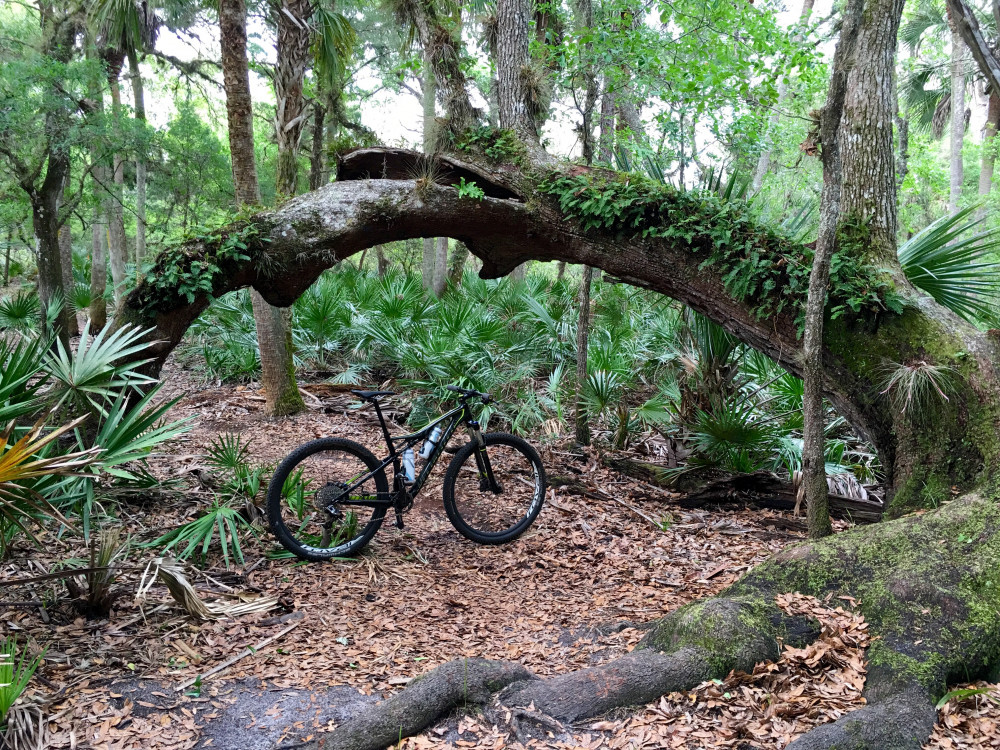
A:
[266, 385, 547, 561]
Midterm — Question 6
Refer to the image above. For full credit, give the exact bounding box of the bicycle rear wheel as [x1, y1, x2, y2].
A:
[442, 432, 546, 544]
[267, 438, 388, 561]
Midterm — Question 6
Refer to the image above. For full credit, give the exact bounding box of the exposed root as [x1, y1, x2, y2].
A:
[786, 685, 937, 750]
[314, 658, 534, 750]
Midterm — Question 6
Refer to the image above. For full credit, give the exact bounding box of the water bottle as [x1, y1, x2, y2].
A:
[402, 448, 415, 482]
[419, 425, 443, 459]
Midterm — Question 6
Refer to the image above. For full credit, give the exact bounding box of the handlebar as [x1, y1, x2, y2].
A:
[446, 385, 492, 404]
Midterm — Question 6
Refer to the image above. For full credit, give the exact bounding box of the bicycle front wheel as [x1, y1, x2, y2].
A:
[442, 432, 546, 544]
[267, 438, 388, 561]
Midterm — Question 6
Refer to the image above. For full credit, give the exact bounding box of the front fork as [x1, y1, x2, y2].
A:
[468, 420, 502, 493]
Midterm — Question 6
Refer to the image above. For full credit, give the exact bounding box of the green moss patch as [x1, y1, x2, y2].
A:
[536, 170, 902, 332]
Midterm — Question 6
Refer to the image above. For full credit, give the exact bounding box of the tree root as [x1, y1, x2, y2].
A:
[298, 658, 534, 750]
[786, 685, 937, 750]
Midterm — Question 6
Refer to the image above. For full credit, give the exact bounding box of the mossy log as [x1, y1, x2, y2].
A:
[273, 493, 999, 750]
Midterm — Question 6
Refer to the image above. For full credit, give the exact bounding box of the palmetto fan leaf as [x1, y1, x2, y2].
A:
[897, 206, 1000, 326]
[44, 322, 158, 416]
[311, 2, 357, 88]
[0, 416, 100, 555]
[90, 0, 157, 51]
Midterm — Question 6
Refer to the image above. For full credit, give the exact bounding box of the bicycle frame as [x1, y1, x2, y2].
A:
[324, 397, 498, 512]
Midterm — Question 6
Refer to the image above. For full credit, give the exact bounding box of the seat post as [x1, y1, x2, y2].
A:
[370, 399, 396, 455]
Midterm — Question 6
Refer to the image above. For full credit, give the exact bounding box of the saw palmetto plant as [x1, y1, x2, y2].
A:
[0, 416, 100, 557]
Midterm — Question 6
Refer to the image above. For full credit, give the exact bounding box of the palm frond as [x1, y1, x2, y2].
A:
[898, 206, 1000, 326]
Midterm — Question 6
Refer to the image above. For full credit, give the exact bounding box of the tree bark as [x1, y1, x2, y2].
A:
[496, 0, 536, 141]
[402, 0, 478, 138]
[432, 236, 449, 295]
[127, 47, 147, 270]
[106, 60, 128, 305]
[978, 91, 999, 207]
[948, 0, 1000, 100]
[949, 26, 967, 213]
[572, 0, 599, 164]
[574, 265, 593, 446]
[220, 0, 304, 417]
[220, 0, 260, 207]
[90, 201, 108, 330]
[308, 98, 327, 192]
[597, 76, 615, 163]
[422, 48, 438, 292]
[801, 0, 867, 540]
[273, 0, 312, 201]
[58, 213, 79, 338]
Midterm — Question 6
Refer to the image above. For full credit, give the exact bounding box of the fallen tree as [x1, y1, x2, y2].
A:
[111, 0, 1000, 744]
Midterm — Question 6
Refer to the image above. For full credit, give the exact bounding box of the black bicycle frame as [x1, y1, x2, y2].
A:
[324, 398, 498, 511]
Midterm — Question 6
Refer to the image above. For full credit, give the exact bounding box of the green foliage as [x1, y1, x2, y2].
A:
[43, 323, 157, 417]
[456, 177, 485, 201]
[0, 636, 44, 729]
[140, 222, 268, 312]
[897, 206, 1000, 326]
[147, 500, 254, 569]
[0, 290, 41, 333]
[537, 171, 903, 330]
[935, 686, 998, 710]
[146, 433, 265, 568]
[453, 127, 527, 164]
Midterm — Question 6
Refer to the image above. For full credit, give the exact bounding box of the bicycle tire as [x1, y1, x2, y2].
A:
[267, 438, 388, 561]
[442, 432, 546, 544]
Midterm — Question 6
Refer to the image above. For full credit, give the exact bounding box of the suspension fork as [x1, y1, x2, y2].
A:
[466, 418, 502, 493]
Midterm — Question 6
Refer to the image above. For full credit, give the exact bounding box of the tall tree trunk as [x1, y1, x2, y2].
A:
[376, 245, 389, 277]
[447, 242, 470, 285]
[803, 0, 906, 538]
[432, 236, 449, 295]
[90, 200, 108, 329]
[221, 0, 304, 416]
[422, 50, 438, 292]
[978, 91, 1000, 208]
[127, 47, 147, 270]
[573, 0, 600, 167]
[752, 0, 816, 192]
[58, 212, 79, 338]
[3, 226, 11, 286]
[107, 61, 128, 305]
[574, 265, 594, 447]
[274, 0, 312, 201]
[221, 0, 261, 207]
[801, 0, 865, 539]
[30, 178, 70, 350]
[309, 98, 327, 191]
[253, 0, 308, 416]
[496, 0, 536, 141]
[597, 78, 614, 163]
[949, 25, 967, 213]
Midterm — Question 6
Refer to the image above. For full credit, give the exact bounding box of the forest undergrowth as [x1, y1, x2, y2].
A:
[0, 366, 994, 750]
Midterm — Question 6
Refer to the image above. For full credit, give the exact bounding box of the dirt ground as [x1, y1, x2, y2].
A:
[2, 365, 998, 749]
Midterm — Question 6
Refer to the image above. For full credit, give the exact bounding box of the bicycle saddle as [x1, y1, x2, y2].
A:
[351, 389, 396, 400]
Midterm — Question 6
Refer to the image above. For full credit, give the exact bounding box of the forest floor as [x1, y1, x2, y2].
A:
[2, 366, 998, 750]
